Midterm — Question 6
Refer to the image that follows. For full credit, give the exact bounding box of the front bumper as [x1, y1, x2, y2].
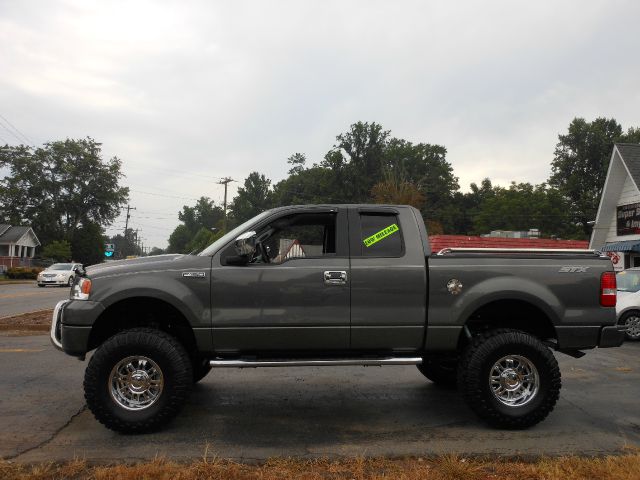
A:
[50, 299, 104, 357]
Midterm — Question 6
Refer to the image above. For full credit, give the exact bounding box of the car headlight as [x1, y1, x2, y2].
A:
[71, 278, 92, 300]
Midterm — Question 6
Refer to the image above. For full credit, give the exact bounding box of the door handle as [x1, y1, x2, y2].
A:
[324, 270, 347, 285]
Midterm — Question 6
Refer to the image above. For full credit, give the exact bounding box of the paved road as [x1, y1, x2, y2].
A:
[0, 283, 69, 318]
[1, 333, 638, 462]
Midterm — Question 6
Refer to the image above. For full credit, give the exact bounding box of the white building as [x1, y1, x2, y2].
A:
[0, 224, 41, 270]
[590, 143, 640, 270]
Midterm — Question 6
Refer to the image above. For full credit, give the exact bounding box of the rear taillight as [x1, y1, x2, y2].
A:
[600, 272, 616, 307]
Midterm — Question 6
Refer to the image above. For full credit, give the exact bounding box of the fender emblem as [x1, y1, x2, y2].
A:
[447, 279, 463, 295]
[182, 271, 206, 278]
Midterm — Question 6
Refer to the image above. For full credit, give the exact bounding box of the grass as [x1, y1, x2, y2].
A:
[1, 452, 639, 480]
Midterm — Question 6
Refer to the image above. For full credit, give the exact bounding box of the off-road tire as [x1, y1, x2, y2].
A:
[457, 329, 561, 429]
[192, 358, 212, 383]
[417, 358, 458, 388]
[84, 328, 193, 433]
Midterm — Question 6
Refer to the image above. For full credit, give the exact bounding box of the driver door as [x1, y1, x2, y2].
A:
[210, 208, 350, 353]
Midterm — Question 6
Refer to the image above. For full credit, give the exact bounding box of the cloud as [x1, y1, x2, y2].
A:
[1, 0, 639, 247]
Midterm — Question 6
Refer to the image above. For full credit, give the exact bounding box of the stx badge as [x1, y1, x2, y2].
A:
[182, 271, 206, 278]
[559, 266, 589, 273]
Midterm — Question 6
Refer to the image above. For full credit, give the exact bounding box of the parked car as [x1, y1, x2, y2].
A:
[615, 268, 640, 340]
[37, 263, 82, 287]
[50, 205, 624, 433]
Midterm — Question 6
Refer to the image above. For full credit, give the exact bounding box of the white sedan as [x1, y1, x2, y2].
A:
[615, 268, 640, 341]
[37, 263, 82, 287]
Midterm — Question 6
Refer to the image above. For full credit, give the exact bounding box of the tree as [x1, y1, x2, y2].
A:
[106, 229, 141, 259]
[166, 197, 225, 254]
[473, 182, 580, 238]
[229, 172, 273, 225]
[148, 247, 164, 256]
[167, 224, 192, 254]
[42, 240, 72, 262]
[549, 117, 640, 235]
[370, 169, 425, 208]
[323, 121, 390, 202]
[185, 227, 223, 253]
[71, 222, 104, 265]
[0, 138, 129, 246]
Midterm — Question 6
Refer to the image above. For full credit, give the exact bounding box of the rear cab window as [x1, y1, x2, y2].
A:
[355, 211, 404, 257]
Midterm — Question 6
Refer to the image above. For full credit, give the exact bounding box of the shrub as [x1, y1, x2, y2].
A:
[6, 267, 43, 280]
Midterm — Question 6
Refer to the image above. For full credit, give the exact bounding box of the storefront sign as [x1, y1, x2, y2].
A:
[617, 203, 640, 236]
[606, 251, 625, 272]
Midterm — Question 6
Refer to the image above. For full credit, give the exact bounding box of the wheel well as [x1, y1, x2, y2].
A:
[88, 297, 197, 355]
[463, 299, 556, 345]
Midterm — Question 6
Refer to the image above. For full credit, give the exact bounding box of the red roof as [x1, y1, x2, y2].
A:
[428, 235, 589, 254]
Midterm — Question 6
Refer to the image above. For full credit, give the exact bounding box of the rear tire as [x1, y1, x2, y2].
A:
[84, 328, 193, 433]
[417, 358, 457, 388]
[619, 311, 640, 341]
[457, 329, 561, 429]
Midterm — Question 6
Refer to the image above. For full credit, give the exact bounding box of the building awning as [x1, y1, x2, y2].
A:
[600, 240, 640, 252]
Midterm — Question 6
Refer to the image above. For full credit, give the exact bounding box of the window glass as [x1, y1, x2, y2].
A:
[256, 213, 337, 264]
[359, 214, 403, 257]
[616, 270, 640, 292]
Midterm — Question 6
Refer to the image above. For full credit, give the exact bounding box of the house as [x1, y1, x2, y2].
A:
[589, 143, 640, 270]
[430, 235, 588, 254]
[0, 224, 41, 270]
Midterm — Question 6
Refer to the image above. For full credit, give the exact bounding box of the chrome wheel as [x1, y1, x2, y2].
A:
[489, 354, 539, 407]
[109, 356, 164, 411]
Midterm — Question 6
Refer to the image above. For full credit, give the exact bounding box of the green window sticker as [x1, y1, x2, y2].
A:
[363, 223, 399, 247]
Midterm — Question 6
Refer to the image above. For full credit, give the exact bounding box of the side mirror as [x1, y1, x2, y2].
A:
[234, 231, 257, 257]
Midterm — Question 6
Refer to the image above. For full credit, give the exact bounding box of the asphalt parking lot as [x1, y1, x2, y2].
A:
[1, 333, 638, 463]
[0, 282, 69, 318]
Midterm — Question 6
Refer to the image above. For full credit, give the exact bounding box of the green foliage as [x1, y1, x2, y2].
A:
[42, 240, 72, 262]
[167, 224, 192, 254]
[71, 222, 104, 265]
[229, 172, 273, 225]
[549, 117, 640, 235]
[0, 137, 129, 246]
[167, 197, 224, 254]
[6, 267, 43, 279]
[473, 182, 582, 238]
[106, 229, 141, 259]
[186, 227, 223, 254]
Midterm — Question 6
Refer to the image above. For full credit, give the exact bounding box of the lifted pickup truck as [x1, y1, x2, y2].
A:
[51, 204, 625, 433]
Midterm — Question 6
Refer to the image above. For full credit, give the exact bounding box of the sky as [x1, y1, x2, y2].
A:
[1, 0, 639, 249]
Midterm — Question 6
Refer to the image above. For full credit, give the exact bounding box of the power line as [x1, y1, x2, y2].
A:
[0, 113, 34, 145]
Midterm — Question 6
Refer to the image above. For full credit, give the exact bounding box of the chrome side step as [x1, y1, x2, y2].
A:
[209, 357, 423, 368]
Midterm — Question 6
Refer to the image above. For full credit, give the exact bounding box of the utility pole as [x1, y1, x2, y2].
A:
[218, 177, 235, 232]
[124, 205, 136, 237]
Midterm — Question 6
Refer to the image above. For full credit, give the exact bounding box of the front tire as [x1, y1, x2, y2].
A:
[84, 328, 193, 433]
[619, 311, 640, 341]
[458, 329, 561, 429]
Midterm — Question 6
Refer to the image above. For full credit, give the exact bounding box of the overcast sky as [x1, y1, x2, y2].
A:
[1, 0, 639, 248]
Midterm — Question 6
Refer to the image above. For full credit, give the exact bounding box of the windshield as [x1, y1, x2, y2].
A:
[198, 210, 274, 256]
[616, 270, 640, 292]
[49, 263, 73, 271]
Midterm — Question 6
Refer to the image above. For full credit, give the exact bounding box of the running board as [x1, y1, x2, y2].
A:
[209, 357, 423, 368]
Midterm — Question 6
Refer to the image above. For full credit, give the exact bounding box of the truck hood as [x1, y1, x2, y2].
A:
[86, 254, 187, 278]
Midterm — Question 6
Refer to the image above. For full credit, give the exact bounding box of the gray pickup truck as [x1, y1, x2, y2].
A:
[51, 204, 625, 433]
